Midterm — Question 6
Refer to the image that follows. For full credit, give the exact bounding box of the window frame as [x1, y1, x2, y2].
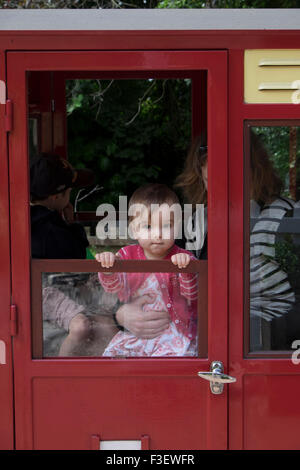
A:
[244, 120, 300, 358]
[31, 258, 208, 360]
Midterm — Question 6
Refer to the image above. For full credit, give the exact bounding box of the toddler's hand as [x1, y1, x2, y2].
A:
[171, 253, 191, 269]
[95, 252, 116, 268]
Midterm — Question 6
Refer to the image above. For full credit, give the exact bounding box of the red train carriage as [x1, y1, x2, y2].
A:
[1, 8, 300, 450]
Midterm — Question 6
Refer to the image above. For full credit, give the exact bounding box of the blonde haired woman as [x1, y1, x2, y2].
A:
[176, 132, 296, 350]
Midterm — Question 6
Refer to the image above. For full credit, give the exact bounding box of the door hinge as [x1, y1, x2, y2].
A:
[10, 304, 18, 337]
[5, 99, 13, 133]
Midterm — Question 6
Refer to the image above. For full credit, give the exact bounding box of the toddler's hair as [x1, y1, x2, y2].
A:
[129, 183, 179, 207]
[128, 183, 180, 223]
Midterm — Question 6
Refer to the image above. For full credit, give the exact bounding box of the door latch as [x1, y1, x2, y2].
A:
[197, 361, 236, 395]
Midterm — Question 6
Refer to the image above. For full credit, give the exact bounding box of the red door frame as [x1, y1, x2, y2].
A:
[7, 50, 228, 450]
[0, 51, 14, 450]
[228, 49, 300, 450]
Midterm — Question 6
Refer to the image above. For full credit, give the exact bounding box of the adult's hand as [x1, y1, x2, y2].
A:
[116, 294, 170, 339]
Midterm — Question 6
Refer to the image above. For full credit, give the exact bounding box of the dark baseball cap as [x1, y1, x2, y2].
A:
[30, 153, 95, 200]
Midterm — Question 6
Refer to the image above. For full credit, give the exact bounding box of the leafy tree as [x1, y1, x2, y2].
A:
[66, 78, 191, 208]
[252, 126, 300, 200]
[0, 0, 159, 8]
[157, 0, 299, 7]
[1, 0, 299, 7]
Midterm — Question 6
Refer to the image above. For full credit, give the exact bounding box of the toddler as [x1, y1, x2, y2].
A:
[96, 183, 198, 357]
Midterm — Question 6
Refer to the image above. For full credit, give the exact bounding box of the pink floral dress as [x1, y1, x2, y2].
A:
[98, 244, 198, 357]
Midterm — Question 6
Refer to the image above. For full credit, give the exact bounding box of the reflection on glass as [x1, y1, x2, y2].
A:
[42, 272, 119, 357]
[66, 78, 192, 211]
[98, 270, 198, 357]
[249, 127, 300, 352]
[40, 271, 200, 358]
[29, 117, 39, 158]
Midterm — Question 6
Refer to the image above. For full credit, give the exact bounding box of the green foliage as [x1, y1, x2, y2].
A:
[157, 0, 300, 7]
[275, 237, 300, 276]
[274, 236, 300, 295]
[157, 0, 205, 7]
[67, 79, 191, 209]
[252, 126, 300, 199]
[0, 0, 159, 8]
[1, 0, 299, 8]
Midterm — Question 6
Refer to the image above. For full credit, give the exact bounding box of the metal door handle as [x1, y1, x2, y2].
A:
[197, 361, 236, 394]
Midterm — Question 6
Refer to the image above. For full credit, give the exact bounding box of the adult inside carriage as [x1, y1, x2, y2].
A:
[176, 132, 300, 351]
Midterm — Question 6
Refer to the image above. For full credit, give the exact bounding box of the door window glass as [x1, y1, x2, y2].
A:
[245, 124, 300, 353]
[31, 266, 207, 359]
[28, 71, 208, 359]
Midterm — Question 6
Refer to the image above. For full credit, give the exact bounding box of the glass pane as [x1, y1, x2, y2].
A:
[28, 117, 40, 158]
[66, 78, 191, 211]
[35, 270, 205, 358]
[247, 125, 300, 352]
[27, 71, 207, 360]
[28, 72, 192, 256]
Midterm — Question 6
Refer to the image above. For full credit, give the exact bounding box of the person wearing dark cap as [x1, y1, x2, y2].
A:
[30, 153, 95, 259]
[30, 153, 118, 356]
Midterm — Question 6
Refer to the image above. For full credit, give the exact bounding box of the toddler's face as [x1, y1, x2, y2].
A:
[132, 204, 177, 259]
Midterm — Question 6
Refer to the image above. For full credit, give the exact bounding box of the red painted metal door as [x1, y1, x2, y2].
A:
[7, 50, 228, 450]
[228, 120, 300, 450]
[226, 49, 300, 450]
[0, 51, 14, 450]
